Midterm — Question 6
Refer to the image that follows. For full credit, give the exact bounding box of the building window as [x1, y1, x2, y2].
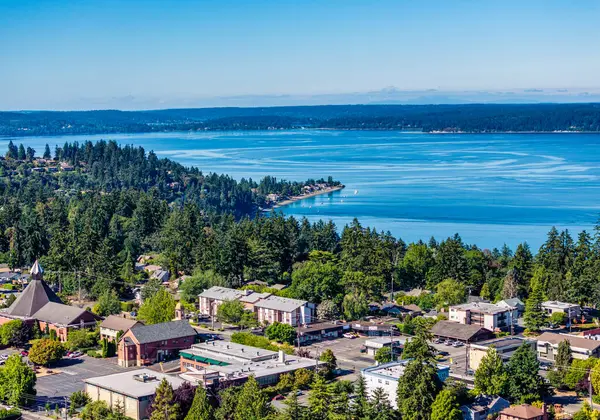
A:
[378, 379, 382, 384]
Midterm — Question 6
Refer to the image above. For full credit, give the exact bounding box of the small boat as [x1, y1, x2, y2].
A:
[354, 190, 358, 195]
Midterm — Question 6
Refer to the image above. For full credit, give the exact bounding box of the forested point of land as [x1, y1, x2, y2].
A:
[1, 103, 600, 136]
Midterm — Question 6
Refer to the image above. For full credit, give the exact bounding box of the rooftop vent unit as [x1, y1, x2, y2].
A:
[133, 373, 157, 383]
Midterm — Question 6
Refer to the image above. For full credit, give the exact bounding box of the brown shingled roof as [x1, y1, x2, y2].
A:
[537, 332, 600, 351]
[500, 404, 544, 419]
[100, 315, 142, 332]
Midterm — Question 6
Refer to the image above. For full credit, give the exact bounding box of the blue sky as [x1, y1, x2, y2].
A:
[1, 0, 599, 110]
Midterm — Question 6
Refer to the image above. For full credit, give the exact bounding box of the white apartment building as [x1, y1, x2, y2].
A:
[198, 287, 252, 317]
[448, 302, 518, 332]
[198, 286, 315, 326]
[254, 295, 315, 326]
[542, 301, 581, 320]
[361, 361, 450, 409]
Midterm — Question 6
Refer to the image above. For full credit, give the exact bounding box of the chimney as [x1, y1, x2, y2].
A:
[278, 350, 285, 363]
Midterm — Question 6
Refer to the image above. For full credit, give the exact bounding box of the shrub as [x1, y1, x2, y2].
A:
[28, 338, 65, 366]
[120, 301, 135, 312]
[86, 350, 102, 358]
[0, 408, 21, 420]
[265, 322, 297, 344]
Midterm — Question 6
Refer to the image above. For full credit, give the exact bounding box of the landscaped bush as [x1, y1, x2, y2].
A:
[0, 407, 21, 420]
[120, 301, 135, 312]
[86, 350, 102, 358]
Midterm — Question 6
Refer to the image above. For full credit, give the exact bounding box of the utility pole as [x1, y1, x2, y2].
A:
[465, 343, 470, 375]
[590, 370, 593, 408]
[64, 396, 68, 420]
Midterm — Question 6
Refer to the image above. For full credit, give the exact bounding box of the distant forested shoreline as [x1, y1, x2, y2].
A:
[1, 103, 600, 137]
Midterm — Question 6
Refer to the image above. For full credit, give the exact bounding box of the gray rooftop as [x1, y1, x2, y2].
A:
[239, 292, 271, 304]
[84, 368, 187, 398]
[128, 320, 197, 344]
[32, 302, 99, 326]
[450, 302, 515, 314]
[198, 286, 250, 301]
[253, 295, 308, 312]
[185, 341, 277, 362]
[542, 301, 580, 309]
[4, 278, 63, 318]
[100, 315, 142, 332]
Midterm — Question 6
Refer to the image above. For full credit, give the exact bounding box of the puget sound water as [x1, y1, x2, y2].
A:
[3, 130, 600, 250]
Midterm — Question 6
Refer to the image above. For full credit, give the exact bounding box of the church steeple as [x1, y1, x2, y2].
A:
[30, 260, 44, 281]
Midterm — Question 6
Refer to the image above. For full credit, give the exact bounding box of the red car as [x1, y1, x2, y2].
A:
[272, 395, 285, 401]
[20, 351, 28, 357]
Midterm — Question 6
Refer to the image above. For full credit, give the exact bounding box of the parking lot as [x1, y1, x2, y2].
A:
[34, 356, 136, 408]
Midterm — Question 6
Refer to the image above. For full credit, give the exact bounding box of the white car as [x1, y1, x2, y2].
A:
[343, 333, 356, 339]
[69, 351, 83, 358]
[0, 354, 9, 360]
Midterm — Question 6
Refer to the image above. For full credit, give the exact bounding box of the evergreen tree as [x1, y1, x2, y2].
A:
[506, 343, 548, 403]
[185, 387, 213, 420]
[352, 375, 370, 419]
[18, 144, 26, 160]
[474, 347, 507, 396]
[368, 387, 396, 420]
[430, 389, 462, 420]
[234, 376, 270, 420]
[43, 144, 52, 159]
[523, 278, 547, 332]
[281, 387, 305, 420]
[308, 374, 330, 420]
[5, 140, 18, 159]
[149, 379, 180, 420]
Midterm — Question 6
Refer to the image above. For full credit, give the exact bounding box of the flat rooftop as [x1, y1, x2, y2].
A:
[365, 337, 410, 347]
[184, 341, 277, 362]
[542, 301, 580, 309]
[363, 360, 449, 380]
[450, 302, 514, 314]
[84, 369, 187, 399]
[198, 286, 250, 301]
[470, 337, 529, 351]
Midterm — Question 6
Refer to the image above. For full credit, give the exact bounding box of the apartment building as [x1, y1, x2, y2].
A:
[448, 302, 518, 332]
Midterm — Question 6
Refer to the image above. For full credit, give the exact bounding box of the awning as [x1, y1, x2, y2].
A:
[180, 352, 230, 366]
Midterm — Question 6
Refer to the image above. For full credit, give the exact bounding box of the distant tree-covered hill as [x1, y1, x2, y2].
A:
[2, 103, 600, 136]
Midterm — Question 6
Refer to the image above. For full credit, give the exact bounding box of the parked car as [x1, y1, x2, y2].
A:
[444, 340, 454, 346]
[452, 341, 463, 347]
[272, 394, 285, 401]
[68, 351, 83, 358]
[0, 354, 9, 360]
[343, 333, 356, 339]
[433, 338, 443, 344]
[20, 350, 28, 357]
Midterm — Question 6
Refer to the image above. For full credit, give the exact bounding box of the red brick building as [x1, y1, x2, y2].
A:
[117, 320, 197, 367]
[0, 260, 100, 341]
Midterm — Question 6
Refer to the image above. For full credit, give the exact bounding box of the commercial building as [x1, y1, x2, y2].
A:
[297, 321, 349, 344]
[536, 332, 600, 362]
[430, 320, 495, 344]
[0, 260, 100, 342]
[469, 337, 534, 370]
[361, 361, 450, 409]
[100, 315, 142, 342]
[198, 286, 315, 326]
[541, 301, 581, 320]
[448, 302, 518, 331]
[364, 337, 408, 358]
[118, 320, 197, 367]
[179, 341, 322, 387]
[84, 369, 187, 420]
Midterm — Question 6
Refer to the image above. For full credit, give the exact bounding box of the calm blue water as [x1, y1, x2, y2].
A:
[3, 130, 600, 250]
